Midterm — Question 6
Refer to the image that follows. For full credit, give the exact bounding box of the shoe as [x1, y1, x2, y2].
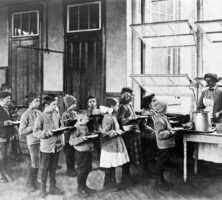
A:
[0, 174, 8, 183]
[103, 183, 119, 192]
[116, 183, 127, 191]
[4, 172, 14, 182]
[49, 186, 65, 195]
[155, 179, 171, 191]
[33, 168, 40, 190]
[85, 186, 97, 194]
[40, 190, 47, 198]
[66, 170, 77, 177]
[56, 165, 62, 170]
[77, 189, 90, 198]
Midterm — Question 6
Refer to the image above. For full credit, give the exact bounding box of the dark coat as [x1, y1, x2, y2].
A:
[0, 106, 13, 139]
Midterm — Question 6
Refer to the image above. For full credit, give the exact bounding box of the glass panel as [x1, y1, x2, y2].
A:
[30, 12, 37, 34]
[90, 3, 99, 29]
[13, 14, 21, 36]
[79, 5, 89, 30]
[21, 13, 29, 36]
[69, 6, 79, 31]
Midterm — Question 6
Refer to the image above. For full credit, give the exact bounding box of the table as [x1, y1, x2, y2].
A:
[183, 131, 222, 182]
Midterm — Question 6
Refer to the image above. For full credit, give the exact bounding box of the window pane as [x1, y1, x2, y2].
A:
[90, 3, 99, 29]
[69, 6, 79, 31]
[13, 14, 21, 36]
[79, 5, 89, 30]
[30, 12, 37, 34]
[22, 13, 29, 36]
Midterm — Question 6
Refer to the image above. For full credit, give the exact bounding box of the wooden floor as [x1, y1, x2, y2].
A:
[1, 152, 222, 200]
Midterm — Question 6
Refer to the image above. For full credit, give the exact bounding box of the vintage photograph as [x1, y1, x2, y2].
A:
[0, 0, 222, 199]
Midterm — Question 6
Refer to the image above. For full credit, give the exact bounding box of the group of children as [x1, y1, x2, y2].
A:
[0, 86, 176, 198]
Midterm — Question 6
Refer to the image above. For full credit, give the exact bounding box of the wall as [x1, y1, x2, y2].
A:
[106, 0, 127, 93]
[0, 7, 8, 67]
[43, 0, 64, 92]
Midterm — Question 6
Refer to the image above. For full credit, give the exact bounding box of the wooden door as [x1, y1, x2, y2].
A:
[66, 33, 103, 109]
[10, 39, 42, 106]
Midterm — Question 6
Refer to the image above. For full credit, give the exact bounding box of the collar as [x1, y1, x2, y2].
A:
[209, 86, 217, 91]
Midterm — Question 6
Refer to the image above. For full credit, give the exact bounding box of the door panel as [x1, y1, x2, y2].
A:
[66, 33, 103, 109]
[11, 39, 41, 106]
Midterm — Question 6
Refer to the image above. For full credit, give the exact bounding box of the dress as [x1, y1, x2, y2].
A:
[197, 87, 222, 163]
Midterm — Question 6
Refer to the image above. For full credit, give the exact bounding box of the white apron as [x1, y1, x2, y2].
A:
[198, 96, 222, 163]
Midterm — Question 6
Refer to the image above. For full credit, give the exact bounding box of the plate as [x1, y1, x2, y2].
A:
[11, 121, 20, 125]
[183, 127, 216, 134]
[52, 126, 73, 133]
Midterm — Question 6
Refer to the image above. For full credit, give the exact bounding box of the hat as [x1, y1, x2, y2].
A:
[153, 101, 167, 113]
[0, 91, 11, 99]
[204, 73, 218, 82]
[142, 94, 155, 109]
[64, 95, 77, 108]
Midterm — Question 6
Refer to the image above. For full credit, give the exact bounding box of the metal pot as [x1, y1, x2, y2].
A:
[192, 111, 211, 131]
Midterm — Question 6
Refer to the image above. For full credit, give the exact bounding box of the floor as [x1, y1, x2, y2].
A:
[1, 150, 222, 200]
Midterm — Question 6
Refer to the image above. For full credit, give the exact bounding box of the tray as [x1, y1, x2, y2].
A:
[11, 121, 20, 125]
[183, 127, 216, 134]
[52, 126, 74, 134]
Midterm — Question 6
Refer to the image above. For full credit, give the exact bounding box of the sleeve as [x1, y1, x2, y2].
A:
[19, 113, 33, 136]
[101, 115, 118, 138]
[197, 91, 205, 111]
[118, 105, 130, 125]
[33, 116, 51, 139]
[140, 119, 154, 134]
[69, 127, 85, 146]
[155, 119, 172, 140]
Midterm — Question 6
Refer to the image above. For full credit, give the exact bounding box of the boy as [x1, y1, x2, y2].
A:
[33, 95, 64, 198]
[61, 94, 77, 177]
[19, 93, 41, 192]
[69, 110, 96, 198]
[0, 92, 14, 183]
[86, 96, 102, 116]
[153, 101, 175, 190]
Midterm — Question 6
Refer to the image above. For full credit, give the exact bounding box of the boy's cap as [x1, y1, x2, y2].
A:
[64, 95, 77, 108]
[153, 101, 167, 113]
[0, 91, 11, 99]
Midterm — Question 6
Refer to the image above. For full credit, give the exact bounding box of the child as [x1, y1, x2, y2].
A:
[100, 98, 129, 191]
[19, 93, 41, 192]
[69, 110, 95, 198]
[61, 94, 77, 177]
[0, 92, 14, 183]
[86, 95, 102, 116]
[33, 95, 64, 198]
[117, 87, 142, 186]
[153, 101, 175, 189]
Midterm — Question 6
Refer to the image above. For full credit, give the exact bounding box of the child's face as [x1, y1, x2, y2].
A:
[46, 100, 57, 112]
[112, 102, 119, 113]
[88, 98, 97, 108]
[30, 98, 40, 109]
[0, 96, 11, 107]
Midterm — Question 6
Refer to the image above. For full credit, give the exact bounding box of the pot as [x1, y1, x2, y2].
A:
[192, 111, 211, 131]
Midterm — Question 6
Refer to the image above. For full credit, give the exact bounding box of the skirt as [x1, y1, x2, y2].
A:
[100, 149, 130, 168]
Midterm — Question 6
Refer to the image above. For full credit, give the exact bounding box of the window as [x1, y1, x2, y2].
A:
[67, 1, 101, 33]
[12, 10, 39, 37]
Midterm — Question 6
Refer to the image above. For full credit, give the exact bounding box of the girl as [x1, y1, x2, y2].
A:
[100, 98, 129, 191]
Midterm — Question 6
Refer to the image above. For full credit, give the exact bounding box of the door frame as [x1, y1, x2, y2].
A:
[8, 2, 44, 103]
[63, 0, 106, 105]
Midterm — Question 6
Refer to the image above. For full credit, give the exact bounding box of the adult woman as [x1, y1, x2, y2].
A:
[197, 73, 222, 162]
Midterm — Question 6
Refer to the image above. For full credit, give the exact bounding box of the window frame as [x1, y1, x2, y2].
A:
[11, 10, 39, 38]
[67, 1, 101, 33]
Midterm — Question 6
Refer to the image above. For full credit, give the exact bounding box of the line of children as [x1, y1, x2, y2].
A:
[19, 93, 42, 192]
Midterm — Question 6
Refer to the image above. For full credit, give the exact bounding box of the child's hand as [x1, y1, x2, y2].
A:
[48, 130, 54, 136]
[117, 130, 125, 135]
[4, 120, 14, 126]
[83, 136, 88, 141]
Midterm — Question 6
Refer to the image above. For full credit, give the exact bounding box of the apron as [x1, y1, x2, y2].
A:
[198, 94, 222, 163]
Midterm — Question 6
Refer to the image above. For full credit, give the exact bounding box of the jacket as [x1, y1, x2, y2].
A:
[33, 112, 63, 153]
[19, 108, 41, 146]
[101, 113, 126, 153]
[0, 106, 14, 139]
[69, 125, 94, 152]
[154, 113, 175, 149]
